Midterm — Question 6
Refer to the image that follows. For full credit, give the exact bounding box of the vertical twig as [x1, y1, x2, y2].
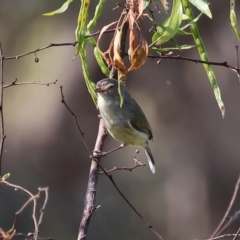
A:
[77, 119, 108, 240]
[0, 43, 6, 176]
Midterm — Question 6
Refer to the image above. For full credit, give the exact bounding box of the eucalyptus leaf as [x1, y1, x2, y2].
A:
[230, 0, 240, 40]
[188, 0, 212, 19]
[43, 0, 73, 16]
[152, 0, 183, 45]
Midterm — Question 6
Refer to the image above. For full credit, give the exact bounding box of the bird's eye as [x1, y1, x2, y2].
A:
[108, 85, 114, 90]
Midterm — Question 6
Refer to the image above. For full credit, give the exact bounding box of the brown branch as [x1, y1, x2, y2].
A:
[3, 79, 58, 88]
[0, 43, 5, 177]
[99, 162, 146, 174]
[3, 28, 116, 61]
[78, 119, 108, 240]
[4, 42, 77, 60]
[148, 54, 240, 73]
[210, 175, 240, 238]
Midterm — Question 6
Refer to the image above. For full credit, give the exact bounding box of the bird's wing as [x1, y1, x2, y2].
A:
[124, 98, 153, 140]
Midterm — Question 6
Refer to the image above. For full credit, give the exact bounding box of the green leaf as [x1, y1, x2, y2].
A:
[43, 0, 73, 16]
[75, 0, 90, 55]
[93, 46, 110, 76]
[180, 12, 202, 30]
[152, 44, 195, 52]
[152, 0, 183, 45]
[1, 173, 10, 181]
[87, 0, 106, 30]
[182, 0, 225, 118]
[188, 0, 212, 19]
[230, 0, 240, 40]
[118, 80, 124, 107]
[177, 29, 191, 35]
[75, 0, 97, 106]
[79, 49, 98, 105]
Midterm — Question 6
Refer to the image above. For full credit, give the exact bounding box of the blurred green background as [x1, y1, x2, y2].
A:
[0, 1, 240, 239]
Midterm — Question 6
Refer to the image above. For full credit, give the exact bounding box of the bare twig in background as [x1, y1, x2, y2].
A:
[99, 150, 147, 174]
[233, 226, 240, 240]
[99, 160, 146, 174]
[148, 54, 240, 73]
[2, 41, 240, 74]
[3, 29, 116, 61]
[3, 42, 77, 60]
[216, 210, 240, 236]
[3, 78, 58, 89]
[196, 233, 240, 240]
[1, 181, 49, 240]
[210, 175, 240, 238]
[0, 43, 5, 177]
[60, 86, 93, 155]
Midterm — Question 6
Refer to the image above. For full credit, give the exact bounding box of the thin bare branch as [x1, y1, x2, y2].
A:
[210, 175, 240, 238]
[0, 43, 5, 177]
[99, 156, 146, 174]
[196, 233, 240, 240]
[148, 54, 240, 73]
[3, 79, 58, 89]
[233, 226, 240, 240]
[37, 187, 49, 227]
[1, 181, 49, 240]
[217, 210, 240, 236]
[3, 29, 116, 61]
[60, 86, 92, 155]
[4, 42, 77, 60]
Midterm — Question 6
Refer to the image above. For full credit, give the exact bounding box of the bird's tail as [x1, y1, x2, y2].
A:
[145, 146, 156, 174]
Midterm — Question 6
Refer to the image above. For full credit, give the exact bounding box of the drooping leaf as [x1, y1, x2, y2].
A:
[128, 29, 148, 71]
[182, 0, 225, 118]
[230, 0, 240, 41]
[75, 0, 90, 56]
[152, 0, 183, 45]
[75, 0, 97, 105]
[87, 0, 106, 30]
[188, 0, 212, 19]
[43, 0, 73, 16]
[113, 30, 128, 76]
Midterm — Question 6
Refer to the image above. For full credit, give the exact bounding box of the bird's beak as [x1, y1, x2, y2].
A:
[95, 87, 104, 93]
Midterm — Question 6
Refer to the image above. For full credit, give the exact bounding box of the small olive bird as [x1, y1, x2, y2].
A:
[95, 78, 155, 173]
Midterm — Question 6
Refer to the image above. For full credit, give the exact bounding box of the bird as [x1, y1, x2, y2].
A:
[95, 78, 155, 173]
